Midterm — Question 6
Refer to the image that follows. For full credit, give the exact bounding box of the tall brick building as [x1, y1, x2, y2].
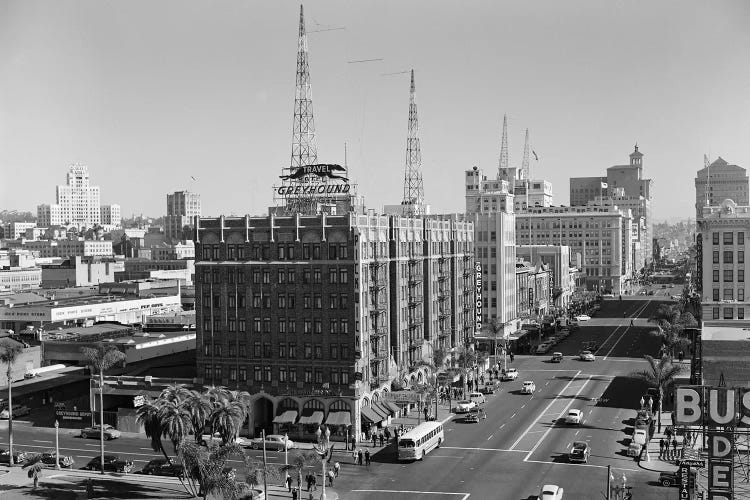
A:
[195, 212, 473, 442]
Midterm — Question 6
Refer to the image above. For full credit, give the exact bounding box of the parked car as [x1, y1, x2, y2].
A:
[569, 441, 590, 463]
[80, 424, 121, 440]
[574, 314, 591, 322]
[40, 450, 74, 468]
[468, 392, 486, 405]
[0, 405, 30, 419]
[632, 429, 648, 446]
[550, 352, 563, 363]
[139, 458, 183, 476]
[634, 417, 650, 431]
[463, 413, 480, 423]
[521, 381, 536, 394]
[248, 434, 295, 451]
[479, 381, 500, 395]
[455, 400, 477, 413]
[627, 442, 642, 457]
[579, 350, 596, 362]
[535, 343, 552, 355]
[0, 449, 28, 465]
[565, 409, 583, 425]
[502, 368, 519, 381]
[539, 484, 564, 500]
[81, 455, 133, 473]
[659, 470, 696, 487]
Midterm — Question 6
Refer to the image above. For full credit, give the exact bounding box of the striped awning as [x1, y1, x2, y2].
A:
[324, 411, 351, 426]
[381, 401, 401, 415]
[297, 411, 324, 425]
[373, 402, 394, 417]
[360, 406, 384, 424]
[272, 410, 298, 424]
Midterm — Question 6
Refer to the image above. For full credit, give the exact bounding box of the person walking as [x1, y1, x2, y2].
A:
[327, 469, 335, 486]
[510, 351, 515, 363]
[384, 427, 391, 443]
[379, 432, 384, 447]
[365, 449, 371, 466]
[423, 406, 429, 421]
[659, 438, 666, 458]
[286, 473, 293, 492]
[311, 473, 317, 491]
[305, 473, 312, 492]
[372, 431, 377, 447]
[672, 437, 678, 459]
[357, 448, 363, 466]
[292, 488, 298, 500]
[630, 319, 634, 327]
[334, 461, 340, 478]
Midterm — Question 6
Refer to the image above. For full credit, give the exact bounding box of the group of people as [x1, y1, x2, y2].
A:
[284, 462, 341, 499]
[659, 436, 680, 460]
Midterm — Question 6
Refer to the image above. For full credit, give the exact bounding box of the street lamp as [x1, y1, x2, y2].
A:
[314, 426, 331, 500]
[284, 432, 289, 466]
[54, 420, 60, 470]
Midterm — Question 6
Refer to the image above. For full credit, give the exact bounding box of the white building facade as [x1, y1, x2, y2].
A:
[37, 164, 105, 229]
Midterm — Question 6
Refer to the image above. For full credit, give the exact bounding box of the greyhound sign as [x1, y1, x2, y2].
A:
[277, 163, 351, 196]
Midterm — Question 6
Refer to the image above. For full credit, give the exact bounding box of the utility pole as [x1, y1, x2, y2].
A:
[607, 464, 612, 500]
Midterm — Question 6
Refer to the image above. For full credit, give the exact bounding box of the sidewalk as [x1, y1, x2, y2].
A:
[638, 410, 690, 474]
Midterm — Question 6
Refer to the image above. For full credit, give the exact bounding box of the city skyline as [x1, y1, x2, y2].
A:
[2, 0, 749, 222]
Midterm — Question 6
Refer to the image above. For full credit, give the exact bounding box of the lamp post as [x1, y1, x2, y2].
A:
[284, 433, 289, 466]
[314, 426, 331, 500]
[54, 420, 60, 470]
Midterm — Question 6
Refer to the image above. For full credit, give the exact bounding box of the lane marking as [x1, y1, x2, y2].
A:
[352, 490, 470, 499]
[523, 374, 594, 462]
[510, 370, 582, 450]
[441, 446, 525, 453]
[487, 435, 494, 441]
[511, 413, 516, 419]
[32, 440, 52, 444]
[524, 458, 638, 472]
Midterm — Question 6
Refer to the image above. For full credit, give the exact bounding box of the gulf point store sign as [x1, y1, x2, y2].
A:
[675, 386, 750, 500]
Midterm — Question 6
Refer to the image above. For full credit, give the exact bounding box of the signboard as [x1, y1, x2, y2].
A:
[474, 262, 482, 333]
[679, 463, 692, 500]
[55, 410, 93, 421]
[383, 391, 420, 403]
[277, 164, 351, 196]
[696, 234, 703, 293]
[133, 395, 145, 408]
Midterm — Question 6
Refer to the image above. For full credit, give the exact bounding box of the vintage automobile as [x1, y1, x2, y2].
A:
[521, 381, 536, 394]
[80, 424, 121, 440]
[569, 441, 590, 463]
[248, 434, 295, 451]
[81, 455, 133, 473]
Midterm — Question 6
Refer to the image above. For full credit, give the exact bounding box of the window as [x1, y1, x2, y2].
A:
[303, 270, 311, 284]
[289, 368, 297, 383]
[314, 294, 322, 309]
[263, 318, 271, 333]
[253, 295, 262, 308]
[278, 295, 286, 309]
[278, 320, 286, 334]
[304, 344, 312, 359]
[340, 269, 349, 284]
[263, 343, 271, 358]
[740, 251, 745, 264]
[329, 244, 337, 260]
[313, 244, 321, 260]
[204, 366, 211, 380]
[229, 368, 237, 382]
[214, 344, 222, 356]
[288, 320, 297, 334]
[253, 317, 261, 333]
[330, 344, 339, 359]
[279, 246, 286, 260]
[724, 251, 733, 264]
[341, 371, 349, 385]
[713, 270, 720, 282]
[289, 343, 297, 359]
[341, 294, 349, 309]
[740, 308, 745, 319]
[288, 295, 295, 308]
[279, 270, 286, 284]
[713, 232, 720, 245]
[724, 288, 733, 300]
[304, 319, 312, 334]
[304, 295, 312, 309]
[303, 244, 311, 260]
[314, 319, 322, 333]
[288, 270, 296, 283]
[254, 366, 262, 381]
[254, 341, 261, 357]
[329, 269, 337, 284]
[330, 294, 338, 309]
[713, 289, 720, 301]
[239, 343, 246, 357]
[315, 370, 323, 383]
[724, 269, 733, 282]
[264, 366, 271, 382]
[740, 289, 745, 301]
[713, 251, 720, 264]
[331, 371, 340, 385]
[304, 369, 313, 383]
[288, 245, 295, 259]
[724, 232, 734, 245]
[740, 232, 746, 245]
[280, 367, 288, 382]
[214, 366, 221, 380]
[713, 307, 720, 319]
[239, 368, 247, 382]
[741, 270, 746, 283]
[314, 344, 322, 359]
[340, 244, 348, 259]
[313, 268, 321, 284]
[724, 307, 734, 320]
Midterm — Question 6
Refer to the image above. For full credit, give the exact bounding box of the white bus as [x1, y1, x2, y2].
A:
[397, 421, 444, 461]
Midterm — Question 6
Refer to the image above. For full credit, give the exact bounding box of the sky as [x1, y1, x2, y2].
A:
[1, 0, 749, 223]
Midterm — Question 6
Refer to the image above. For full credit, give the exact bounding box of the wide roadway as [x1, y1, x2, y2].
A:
[0, 297, 680, 499]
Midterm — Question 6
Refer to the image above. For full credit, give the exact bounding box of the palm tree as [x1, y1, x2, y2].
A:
[22, 453, 44, 489]
[184, 391, 212, 444]
[280, 451, 321, 498]
[210, 400, 244, 445]
[159, 383, 192, 404]
[483, 318, 506, 369]
[0, 339, 23, 466]
[179, 440, 246, 500]
[630, 355, 683, 432]
[136, 400, 171, 463]
[159, 399, 193, 454]
[80, 344, 127, 475]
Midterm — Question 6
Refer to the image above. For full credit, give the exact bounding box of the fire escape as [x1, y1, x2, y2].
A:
[369, 256, 389, 388]
[407, 250, 424, 368]
[437, 254, 452, 350]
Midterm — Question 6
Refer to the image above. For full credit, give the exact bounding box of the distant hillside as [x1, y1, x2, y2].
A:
[0, 210, 35, 223]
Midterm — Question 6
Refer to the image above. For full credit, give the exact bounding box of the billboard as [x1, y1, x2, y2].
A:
[474, 262, 482, 334]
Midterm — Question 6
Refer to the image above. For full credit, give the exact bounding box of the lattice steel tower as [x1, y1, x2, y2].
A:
[289, 5, 317, 171]
[498, 114, 509, 178]
[401, 69, 425, 215]
[521, 128, 530, 179]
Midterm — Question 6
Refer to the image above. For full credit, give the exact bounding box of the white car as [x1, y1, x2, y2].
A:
[502, 368, 519, 381]
[574, 314, 591, 322]
[468, 392, 486, 405]
[455, 400, 477, 413]
[521, 381, 536, 394]
[579, 350, 596, 362]
[565, 409, 583, 425]
[539, 484, 564, 500]
[248, 434, 295, 451]
[632, 428, 648, 446]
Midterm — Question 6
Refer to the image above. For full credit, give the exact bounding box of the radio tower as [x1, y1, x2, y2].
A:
[521, 128, 530, 179]
[498, 114, 509, 178]
[401, 69, 425, 215]
[290, 5, 317, 170]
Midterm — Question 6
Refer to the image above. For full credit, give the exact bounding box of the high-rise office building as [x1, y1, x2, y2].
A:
[37, 164, 105, 229]
[100, 204, 122, 228]
[166, 191, 201, 243]
[695, 157, 749, 220]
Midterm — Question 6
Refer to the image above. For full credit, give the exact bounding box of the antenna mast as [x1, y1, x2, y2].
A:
[521, 128, 530, 179]
[401, 69, 425, 215]
[498, 114, 509, 178]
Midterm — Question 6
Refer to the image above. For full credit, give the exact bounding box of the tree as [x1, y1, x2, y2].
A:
[483, 318, 506, 369]
[22, 453, 44, 489]
[280, 451, 321, 498]
[210, 401, 244, 445]
[630, 355, 683, 432]
[179, 440, 246, 500]
[80, 344, 127, 475]
[0, 339, 23, 466]
[136, 400, 171, 463]
[184, 392, 212, 444]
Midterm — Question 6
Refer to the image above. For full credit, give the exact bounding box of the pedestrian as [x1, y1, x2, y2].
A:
[659, 438, 665, 457]
[357, 448, 363, 466]
[306, 473, 312, 491]
[286, 473, 293, 492]
[678, 351, 684, 362]
[510, 351, 515, 363]
[423, 407, 429, 421]
[379, 432, 384, 447]
[372, 431, 377, 447]
[311, 473, 317, 491]
[365, 449, 371, 466]
[334, 461, 340, 477]
[640, 396, 645, 409]
[328, 469, 335, 486]
[672, 437, 678, 457]
[630, 319, 634, 327]
[384, 427, 391, 443]
[351, 434, 357, 451]
[292, 488, 298, 500]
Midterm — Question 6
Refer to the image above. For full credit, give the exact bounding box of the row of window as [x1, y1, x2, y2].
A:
[712, 250, 745, 264]
[202, 242, 351, 261]
[204, 341, 351, 360]
[202, 267, 350, 285]
[202, 365, 351, 385]
[712, 307, 745, 320]
[712, 288, 746, 301]
[712, 232, 746, 246]
[204, 293, 351, 311]
[202, 317, 351, 334]
[711, 269, 745, 282]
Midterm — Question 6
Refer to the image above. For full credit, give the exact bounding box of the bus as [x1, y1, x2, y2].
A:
[397, 421, 444, 461]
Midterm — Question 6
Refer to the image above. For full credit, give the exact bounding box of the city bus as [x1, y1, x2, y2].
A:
[397, 421, 444, 461]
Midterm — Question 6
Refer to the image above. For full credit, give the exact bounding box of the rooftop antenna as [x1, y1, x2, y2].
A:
[521, 128, 530, 179]
[704, 154, 711, 208]
[401, 69, 425, 215]
[498, 114, 509, 178]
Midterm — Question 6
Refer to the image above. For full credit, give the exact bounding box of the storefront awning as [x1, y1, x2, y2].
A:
[360, 406, 384, 424]
[372, 402, 394, 417]
[370, 403, 389, 419]
[272, 410, 298, 425]
[297, 411, 324, 425]
[507, 330, 529, 341]
[324, 411, 351, 426]
[381, 401, 401, 415]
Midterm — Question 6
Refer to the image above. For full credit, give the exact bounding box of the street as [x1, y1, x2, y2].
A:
[0, 296, 680, 499]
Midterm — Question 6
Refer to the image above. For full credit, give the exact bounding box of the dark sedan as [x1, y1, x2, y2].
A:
[0, 449, 28, 465]
[139, 458, 183, 477]
[40, 450, 74, 468]
[81, 455, 133, 473]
